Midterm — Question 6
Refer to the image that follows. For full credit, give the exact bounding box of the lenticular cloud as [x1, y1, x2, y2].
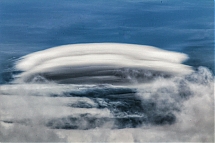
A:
[14, 43, 193, 84]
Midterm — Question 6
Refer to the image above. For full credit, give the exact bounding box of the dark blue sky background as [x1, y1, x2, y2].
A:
[0, 0, 214, 83]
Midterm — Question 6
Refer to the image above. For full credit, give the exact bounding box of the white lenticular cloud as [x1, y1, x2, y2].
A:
[15, 43, 189, 71]
[14, 43, 192, 84]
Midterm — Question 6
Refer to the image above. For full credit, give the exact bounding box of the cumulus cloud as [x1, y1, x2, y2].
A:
[0, 67, 213, 142]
